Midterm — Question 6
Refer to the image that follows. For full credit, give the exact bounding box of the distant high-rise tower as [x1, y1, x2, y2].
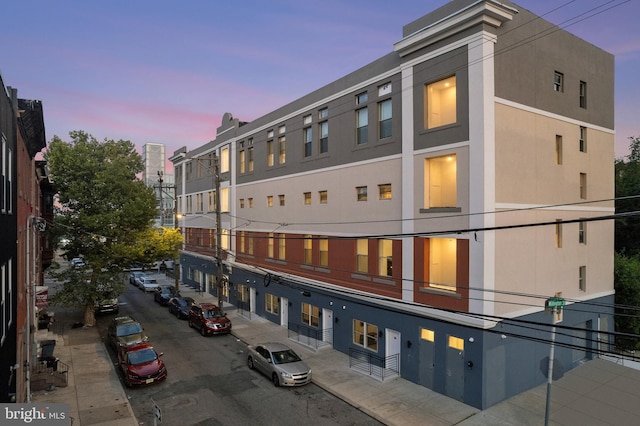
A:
[142, 143, 165, 185]
[142, 143, 175, 227]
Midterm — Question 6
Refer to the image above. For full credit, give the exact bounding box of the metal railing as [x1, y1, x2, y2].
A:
[349, 347, 400, 381]
[287, 322, 332, 350]
[31, 359, 69, 388]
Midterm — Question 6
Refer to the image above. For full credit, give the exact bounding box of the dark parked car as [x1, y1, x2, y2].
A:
[107, 316, 148, 350]
[188, 303, 231, 336]
[154, 285, 178, 305]
[117, 342, 166, 387]
[167, 297, 194, 319]
[247, 342, 312, 387]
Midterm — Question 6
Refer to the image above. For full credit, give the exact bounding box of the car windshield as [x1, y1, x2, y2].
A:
[203, 308, 223, 319]
[145, 279, 158, 284]
[117, 323, 143, 336]
[128, 348, 157, 365]
[271, 349, 302, 365]
[177, 299, 190, 307]
[160, 287, 173, 294]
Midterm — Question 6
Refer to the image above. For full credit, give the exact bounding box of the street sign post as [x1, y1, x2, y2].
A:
[545, 297, 565, 309]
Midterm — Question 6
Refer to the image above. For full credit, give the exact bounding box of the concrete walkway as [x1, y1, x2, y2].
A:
[32, 273, 640, 425]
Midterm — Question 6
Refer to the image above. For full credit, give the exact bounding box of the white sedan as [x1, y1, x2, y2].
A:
[137, 277, 159, 292]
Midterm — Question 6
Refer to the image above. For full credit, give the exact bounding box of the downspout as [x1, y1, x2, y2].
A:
[25, 214, 34, 402]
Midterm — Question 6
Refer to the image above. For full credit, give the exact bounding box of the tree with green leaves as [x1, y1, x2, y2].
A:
[613, 252, 640, 351]
[45, 131, 182, 326]
[615, 136, 640, 255]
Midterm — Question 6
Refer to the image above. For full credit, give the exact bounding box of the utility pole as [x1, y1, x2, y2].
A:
[213, 152, 224, 311]
[544, 293, 564, 426]
[157, 171, 164, 227]
[173, 183, 180, 293]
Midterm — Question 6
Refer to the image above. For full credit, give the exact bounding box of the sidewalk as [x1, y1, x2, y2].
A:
[32, 273, 640, 425]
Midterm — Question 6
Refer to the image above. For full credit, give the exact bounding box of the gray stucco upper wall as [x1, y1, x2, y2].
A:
[402, 0, 479, 38]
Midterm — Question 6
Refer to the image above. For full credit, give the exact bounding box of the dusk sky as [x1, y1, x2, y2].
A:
[1, 0, 638, 171]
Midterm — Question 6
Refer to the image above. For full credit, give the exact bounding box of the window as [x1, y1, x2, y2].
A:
[239, 150, 246, 174]
[356, 186, 367, 201]
[425, 155, 456, 208]
[278, 234, 287, 260]
[267, 141, 274, 167]
[448, 335, 464, 351]
[378, 239, 393, 277]
[278, 135, 286, 164]
[556, 220, 563, 248]
[319, 237, 328, 267]
[378, 184, 392, 200]
[353, 319, 378, 351]
[579, 265, 586, 291]
[319, 121, 328, 153]
[248, 233, 254, 255]
[356, 239, 368, 273]
[208, 191, 216, 212]
[356, 92, 368, 105]
[580, 173, 587, 199]
[268, 233, 274, 258]
[356, 108, 368, 145]
[196, 193, 203, 212]
[553, 71, 564, 92]
[302, 303, 319, 327]
[304, 127, 313, 157]
[318, 107, 328, 119]
[222, 229, 229, 250]
[303, 114, 312, 125]
[248, 147, 254, 172]
[304, 235, 313, 264]
[579, 81, 587, 108]
[278, 234, 286, 260]
[278, 194, 285, 206]
[239, 231, 245, 253]
[579, 126, 587, 152]
[579, 221, 587, 244]
[304, 192, 311, 205]
[221, 146, 229, 173]
[379, 99, 392, 139]
[238, 284, 250, 303]
[267, 129, 274, 138]
[267, 196, 274, 207]
[279, 125, 286, 134]
[239, 198, 244, 208]
[220, 188, 229, 212]
[429, 238, 456, 291]
[319, 190, 328, 204]
[425, 75, 456, 129]
[266, 293, 279, 315]
[420, 328, 435, 342]
[378, 82, 391, 96]
[248, 198, 254, 208]
[556, 135, 563, 165]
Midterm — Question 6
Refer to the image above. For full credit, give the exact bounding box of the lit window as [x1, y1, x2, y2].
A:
[265, 293, 279, 315]
[239, 150, 246, 174]
[579, 81, 587, 108]
[268, 233, 274, 258]
[356, 108, 368, 145]
[554, 71, 564, 92]
[304, 235, 313, 264]
[556, 135, 563, 165]
[304, 127, 312, 157]
[267, 140, 274, 167]
[420, 328, 435, 342]
[429, 238, 456, 291]
[240, 231, 245, 253]
[378, 239, 393, 277]
[579, 126, 587, 153]
[278, 135, 286, 164]
[580, 173, 587, 199]
[319, 190, 328, 204]
[353, 319, 378, 351]
[267, 196, 273, 207]
[378, 184, 392, 200]
[278, 234, 286, 260]
[356, 186, 367, 201]
[448, 335, 464, 351]
[220, 188, 229, 212]
[248, 147, 254, 172]
[302, 303, 319, 327]
[248, 233, 254, 255]
[304, 192, 311, 205]
[378, 99, 392, 139]
[220, 146, 229, 173]
[425, 155, 456, 208]
[222, 229, 229, 250]
[425, 75, 456, 129]
[579, 265, 586, 291]
[278, 194, 285, 206]
[319, 237, 328, 267]
[356, 239, 368, 273]
[319, 121, 328, 153]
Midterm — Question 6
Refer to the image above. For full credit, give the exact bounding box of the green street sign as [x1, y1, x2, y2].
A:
[546, 297, 565, 308]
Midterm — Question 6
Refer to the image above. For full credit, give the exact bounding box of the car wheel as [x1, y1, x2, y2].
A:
[188, 319, 193, 328]
[176, 310, 181, 319]
[247, 356, 254, 369]
[272, 373, 280, 387]
[200, 326, 206, 337]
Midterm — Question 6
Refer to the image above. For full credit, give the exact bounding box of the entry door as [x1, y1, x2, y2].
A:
[249, 287, 256, 313]
[385, 329, 401, 372]
[445, 336, 465, 402]
[322, 308, 333, 345]
[280, 297, 288, 327]
[419, 339, 435, 388]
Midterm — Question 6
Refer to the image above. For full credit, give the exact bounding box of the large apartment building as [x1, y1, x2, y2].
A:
[171, 0, 614, 408]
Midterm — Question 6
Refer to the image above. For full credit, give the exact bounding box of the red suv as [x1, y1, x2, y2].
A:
[188, 303, 231, 336]
[117, 342, 167, 387]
